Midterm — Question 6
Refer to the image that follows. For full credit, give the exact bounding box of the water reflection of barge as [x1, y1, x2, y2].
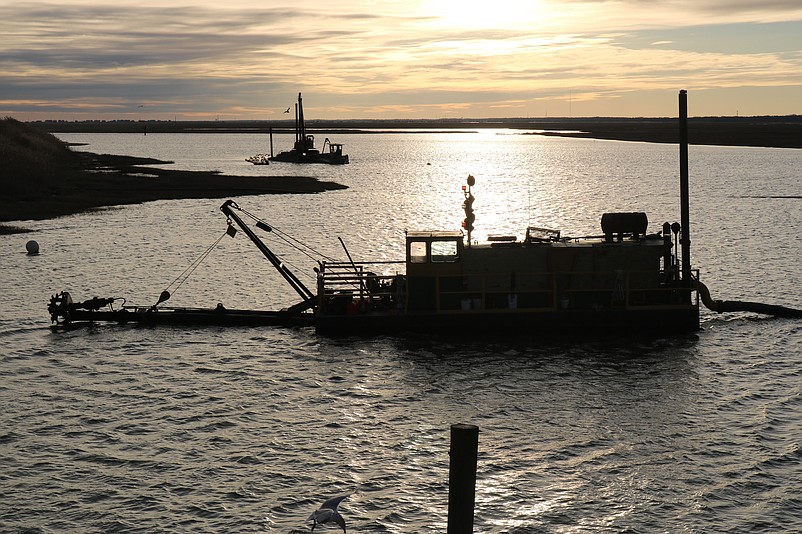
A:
[48, 92, 709, 333]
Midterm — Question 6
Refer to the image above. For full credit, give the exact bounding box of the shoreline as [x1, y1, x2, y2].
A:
[34, 116, 802, 149]
[1, 152, 347, 235]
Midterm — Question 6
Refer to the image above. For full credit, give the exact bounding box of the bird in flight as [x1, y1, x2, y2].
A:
[284, 107, 291, 113]
[308, 495, 349, 532]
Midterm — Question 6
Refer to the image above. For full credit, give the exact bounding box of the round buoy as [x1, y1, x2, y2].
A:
[26, 240, 39, 255]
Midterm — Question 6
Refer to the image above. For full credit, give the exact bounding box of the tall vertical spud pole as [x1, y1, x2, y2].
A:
[679, 90, 691, 283]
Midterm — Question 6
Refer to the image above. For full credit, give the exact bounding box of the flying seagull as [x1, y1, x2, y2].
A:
[284, 107, 291, 113]
[308, 495, 349, 532]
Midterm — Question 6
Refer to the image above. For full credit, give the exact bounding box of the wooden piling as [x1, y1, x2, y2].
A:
[447, 423, 479, 534]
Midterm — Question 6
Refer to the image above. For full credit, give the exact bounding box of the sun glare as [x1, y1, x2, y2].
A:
[423, 0, 547, 30]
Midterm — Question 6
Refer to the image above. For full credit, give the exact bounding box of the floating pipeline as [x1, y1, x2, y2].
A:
[695, 280, 802, 319]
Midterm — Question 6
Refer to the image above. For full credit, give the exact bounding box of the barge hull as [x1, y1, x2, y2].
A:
[61, 307, 315, 328]
[314, 306, 700, 336]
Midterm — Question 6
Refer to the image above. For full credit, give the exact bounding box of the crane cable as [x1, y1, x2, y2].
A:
[155, 230, 229, 307]
[234, 206, 338, 263]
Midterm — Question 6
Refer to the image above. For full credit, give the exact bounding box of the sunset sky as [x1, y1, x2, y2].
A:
[2, 0, 801, 120]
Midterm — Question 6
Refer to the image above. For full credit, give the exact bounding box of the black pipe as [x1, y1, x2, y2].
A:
[696, 280, 802, 318]
[679, 90, 691, 283]
[662, 222, 673, 281]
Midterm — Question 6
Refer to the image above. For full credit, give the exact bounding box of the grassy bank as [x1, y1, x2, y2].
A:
[0, 117, 346, 234]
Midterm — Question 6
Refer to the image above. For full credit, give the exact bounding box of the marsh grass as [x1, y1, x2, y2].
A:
[0, 117, 79, 199]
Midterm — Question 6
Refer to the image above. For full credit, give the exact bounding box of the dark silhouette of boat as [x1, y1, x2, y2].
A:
[46, 187, 700, 334]
[269, 93, 349, 165]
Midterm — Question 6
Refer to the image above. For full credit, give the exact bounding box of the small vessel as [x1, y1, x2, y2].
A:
[269, 93, 349, 165]
[245, 154, 270, 165]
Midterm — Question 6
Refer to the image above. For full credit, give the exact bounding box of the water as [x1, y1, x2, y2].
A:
[2, 131, 801, 532]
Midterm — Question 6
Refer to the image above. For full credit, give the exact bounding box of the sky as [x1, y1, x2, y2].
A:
[2, 0, 801, 120]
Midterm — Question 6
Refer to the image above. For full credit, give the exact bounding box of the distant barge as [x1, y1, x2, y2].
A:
[269, 93, 349, 165]
[49, 92, 705, 334]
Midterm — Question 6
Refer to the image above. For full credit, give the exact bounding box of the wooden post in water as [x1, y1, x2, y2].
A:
[447, 423, 479, 534]
[269, 127, 274, 158]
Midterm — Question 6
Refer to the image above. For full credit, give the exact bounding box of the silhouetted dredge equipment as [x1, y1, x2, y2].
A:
[48, 91, 801, 332]
[268, 92, 349, 165]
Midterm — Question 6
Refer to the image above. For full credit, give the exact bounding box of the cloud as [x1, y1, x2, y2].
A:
[616, 21, 802, 54]
[2, 4, 367, 70]
[1, 1, 801, 118]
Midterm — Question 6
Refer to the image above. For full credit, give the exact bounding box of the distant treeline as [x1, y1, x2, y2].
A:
[31, 116, 802, 148]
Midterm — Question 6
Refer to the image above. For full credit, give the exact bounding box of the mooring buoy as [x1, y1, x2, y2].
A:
[26, 240, 39, 255]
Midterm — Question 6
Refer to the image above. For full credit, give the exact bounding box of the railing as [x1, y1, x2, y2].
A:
[318, 261, 407, 315]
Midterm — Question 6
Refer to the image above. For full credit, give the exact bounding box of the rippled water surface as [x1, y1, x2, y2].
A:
[2, 131, 801, 532]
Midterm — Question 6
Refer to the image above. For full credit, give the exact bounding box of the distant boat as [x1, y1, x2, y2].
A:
[270, 93, 349, 165]
[245, 153, 269, 165]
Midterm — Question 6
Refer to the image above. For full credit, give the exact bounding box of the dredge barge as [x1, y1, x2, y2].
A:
[269, 93, 349, 165]
[48, 189, 699, 334]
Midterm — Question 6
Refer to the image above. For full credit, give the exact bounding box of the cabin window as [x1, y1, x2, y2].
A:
[431, 240, 459, 263]
[409, 241, 428, 263]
